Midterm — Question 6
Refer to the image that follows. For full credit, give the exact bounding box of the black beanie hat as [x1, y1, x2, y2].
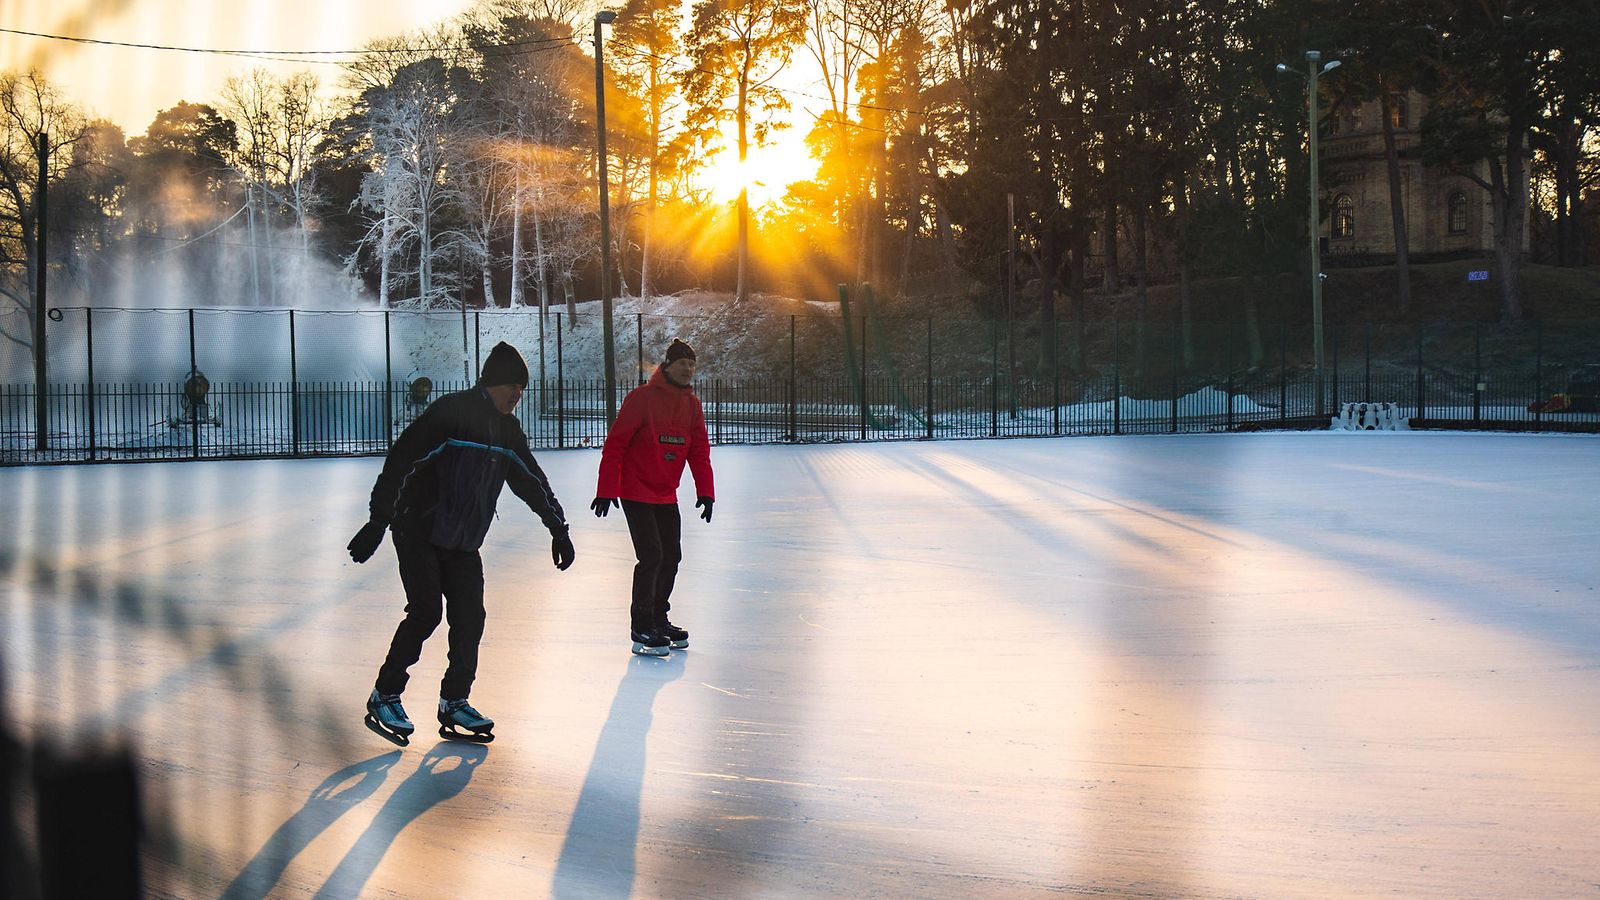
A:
[664, 338, 696, 364]
[478, 342, 529, 387]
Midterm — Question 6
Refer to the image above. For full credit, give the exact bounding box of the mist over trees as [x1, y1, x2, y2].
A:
[2, 0, 1597, 360]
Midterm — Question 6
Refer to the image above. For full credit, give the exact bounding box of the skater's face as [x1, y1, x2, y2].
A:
[663, 357, 696, 387]
[486, 382, 525, 414]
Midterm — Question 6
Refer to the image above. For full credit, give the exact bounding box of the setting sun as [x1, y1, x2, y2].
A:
[700, 129, 820, 210]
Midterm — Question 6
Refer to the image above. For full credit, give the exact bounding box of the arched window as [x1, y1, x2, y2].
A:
[1333, 194, 1355, 239]
[1390, 94, 1409, 130]
[1447, 191, 1468, 234]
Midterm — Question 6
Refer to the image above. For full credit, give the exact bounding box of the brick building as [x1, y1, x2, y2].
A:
[1320, 90, 1523, 262]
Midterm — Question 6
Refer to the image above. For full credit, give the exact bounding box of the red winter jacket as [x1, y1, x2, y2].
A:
[597, 366, 715, 504]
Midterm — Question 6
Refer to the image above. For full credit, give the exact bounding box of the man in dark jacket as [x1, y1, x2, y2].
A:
[592, 338, 715, 657]
[347, 342, 573, 745]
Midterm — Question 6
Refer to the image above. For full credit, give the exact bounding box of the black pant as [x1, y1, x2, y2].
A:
[375, 529, 486, 701]
[622, 500, 682, 632]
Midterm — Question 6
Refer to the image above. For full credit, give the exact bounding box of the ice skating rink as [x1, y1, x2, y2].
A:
[3, 432, 1599, 898]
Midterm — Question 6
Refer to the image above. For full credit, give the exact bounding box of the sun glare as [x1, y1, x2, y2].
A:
[702, 133, 820, 209]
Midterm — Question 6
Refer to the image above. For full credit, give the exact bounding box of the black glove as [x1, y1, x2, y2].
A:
[591, 497, 618, 517]
[696, 496, 714, 523]
[551, 528, 575, 570]
[347, 519, 387, 564]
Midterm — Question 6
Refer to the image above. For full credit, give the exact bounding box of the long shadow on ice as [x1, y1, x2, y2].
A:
[552, 653, 686, 899]
[312, 742, 487, 900]
[219, 751, 401, 900]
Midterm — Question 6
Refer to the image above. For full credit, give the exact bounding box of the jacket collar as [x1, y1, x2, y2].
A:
[649, 365, 693, 393]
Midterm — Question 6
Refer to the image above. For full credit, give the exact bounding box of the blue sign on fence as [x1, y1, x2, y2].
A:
[1468, 270, 1490, 282]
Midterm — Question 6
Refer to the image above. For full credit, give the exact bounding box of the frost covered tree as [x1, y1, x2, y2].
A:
[347, 57, 470, 309]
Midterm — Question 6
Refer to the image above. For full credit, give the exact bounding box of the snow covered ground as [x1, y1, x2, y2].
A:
[3, 431, 1599, 898]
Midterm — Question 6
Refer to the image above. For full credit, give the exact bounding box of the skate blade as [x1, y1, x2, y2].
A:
[438, 725, 495, 744]
[365, 714, 411, 747]
[631, 643, 670, 657]
[668, 639, 688, 649]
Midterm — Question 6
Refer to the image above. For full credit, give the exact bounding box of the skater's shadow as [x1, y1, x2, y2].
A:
[312, 741, 488, 900]
[552, 653, 686, 899]
[219, 750, 402, 900]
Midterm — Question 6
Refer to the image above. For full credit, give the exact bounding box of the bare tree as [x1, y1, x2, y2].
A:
[0, 71, 86, 353]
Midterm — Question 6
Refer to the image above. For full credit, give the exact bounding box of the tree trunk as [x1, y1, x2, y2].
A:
[246, 183, 263, 305]
[1175, 169, 1194, 370]
[1036, 228, 1059, 376]
[1379, 90, 1412, 313]
[1102, 201, 1121, 292]
[481, 264, 495, 309]
[378, 177, 393, 310]
[510, 179, 524, 308]
[1133, 203, 1149, 380]
[1245, 279, 1265, 370]
[1070, 225, 1088, 374]
[533, 186, 550, 318]
[736, 80, 750, 303]
[1493, 119, 1527, 322]
[563, 272, 579, 325]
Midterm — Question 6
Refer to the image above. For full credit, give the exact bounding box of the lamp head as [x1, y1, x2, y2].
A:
[1276, 62, 1290, 73]
[1322, 60, 1342, 74]
[595, 10, 617, 24]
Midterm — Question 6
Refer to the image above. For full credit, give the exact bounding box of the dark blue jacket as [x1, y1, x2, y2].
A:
[368, 388, 566, 551]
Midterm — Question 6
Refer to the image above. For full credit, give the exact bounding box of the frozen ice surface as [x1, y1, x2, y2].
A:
[3, 431, 1599, 898]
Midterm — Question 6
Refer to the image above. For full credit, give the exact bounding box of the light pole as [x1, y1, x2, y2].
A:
[1278, 50, 1340, 417]
[594, 10, 618, 426]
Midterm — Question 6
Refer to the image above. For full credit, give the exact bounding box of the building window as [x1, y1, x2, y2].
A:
[1333, 194, 1355, 239]
[1390, 94, 1408, 130]
[1448, 191, 1468, 234]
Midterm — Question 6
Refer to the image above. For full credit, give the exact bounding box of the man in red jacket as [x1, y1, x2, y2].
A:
[592, 338, 715, 656]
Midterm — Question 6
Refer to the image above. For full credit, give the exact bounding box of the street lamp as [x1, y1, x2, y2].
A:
[594, 10, 618, 426]
[1278, 50, 1340, 417]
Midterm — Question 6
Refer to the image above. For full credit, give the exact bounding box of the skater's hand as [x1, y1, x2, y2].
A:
[696, 496, 714, 523]
[551, 529, 576, 570]
[591, 497, 618, 517]
[347, 520, 387, 563]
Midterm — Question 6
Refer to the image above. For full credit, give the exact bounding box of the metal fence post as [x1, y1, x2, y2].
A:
[1330, 329, 1340, 414]
[290, 310, 300, 456]
[1171, 320, 1179, 433]
[384, 310, 393, 447]
[1225, 318, 1234, 431]
[637, 313, 644, 385]
[1420, 321, 1433, 419]
[1364, 321, 1372, 404]
[1113, 315, 1122, 435]
[189, 309, 201, 459]
[990, 318, 999, 437]
[926, 317, 935, 440]
[1534, 318, 1543, 431]
[1473, 322, 1482, 423]
[1278, 322, 1288, 423]
[859, 314, 868, 440]
[86, 308, 96, 461]
[1053, 320, 1062, 436]
[788, 315, 797, 441]
[474, 311, 482, 376]
[556, 315, 565, 448]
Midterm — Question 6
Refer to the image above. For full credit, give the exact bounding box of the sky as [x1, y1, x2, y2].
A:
[0, 0, 819, 208]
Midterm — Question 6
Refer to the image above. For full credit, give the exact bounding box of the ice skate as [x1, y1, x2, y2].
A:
[438, 697, 495, 743]
[631, 628, 671, 657]
[656, 620, 689, 650]
[365, 689, 414, 747]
